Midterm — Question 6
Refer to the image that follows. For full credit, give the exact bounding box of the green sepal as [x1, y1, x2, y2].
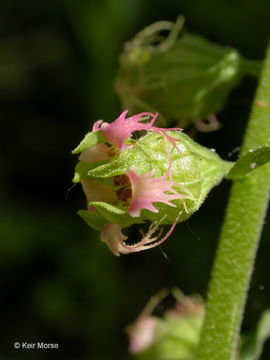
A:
[238, 310, 270, 360]
[72, 130, 106, 154]
[73, 161, 113, 188]
[77, 210, 108, 231]
[88, 158, 129, 178]
[73, 161, 102, 183]
[226, 145, 270, 180]
[91, 201, 142, 228]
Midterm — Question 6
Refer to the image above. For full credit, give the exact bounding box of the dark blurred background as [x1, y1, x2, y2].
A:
[1, 0, 270, 359]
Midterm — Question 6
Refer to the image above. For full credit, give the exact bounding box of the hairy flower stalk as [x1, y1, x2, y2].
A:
[73, 111, 232, 255]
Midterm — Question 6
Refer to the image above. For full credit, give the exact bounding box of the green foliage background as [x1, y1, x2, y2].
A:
[1, 1, 270, 359]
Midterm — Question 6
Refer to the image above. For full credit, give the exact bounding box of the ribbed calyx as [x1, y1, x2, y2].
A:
[73, 111, 232, 255]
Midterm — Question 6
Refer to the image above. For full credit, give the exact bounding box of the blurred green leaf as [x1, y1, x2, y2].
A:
[226, 145, 270, 180]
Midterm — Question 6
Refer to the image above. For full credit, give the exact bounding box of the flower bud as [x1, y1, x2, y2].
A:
[73, 111, 232, 255]
[127, 290, 204, 359]
[115, 17, 261, 130]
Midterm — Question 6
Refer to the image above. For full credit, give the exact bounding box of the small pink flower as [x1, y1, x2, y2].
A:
[126, 166, 187, 218]
[93, 110, 182, 154]
[84, 111, 189, 254]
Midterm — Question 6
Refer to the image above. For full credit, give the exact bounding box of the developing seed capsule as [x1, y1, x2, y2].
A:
[73, 111, 232, 255]
[115, 17, 261, 131]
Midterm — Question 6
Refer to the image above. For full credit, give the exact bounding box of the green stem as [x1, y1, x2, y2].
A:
[197, 42, 270, 360]
[241, 57, 262, 77]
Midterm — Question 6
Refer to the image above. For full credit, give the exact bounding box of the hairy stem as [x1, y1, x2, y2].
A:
[197, 41, 270, 360]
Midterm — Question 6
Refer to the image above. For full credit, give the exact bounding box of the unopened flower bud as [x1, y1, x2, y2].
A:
[127, 290, 204, 359]
[115, 17, 261, 130]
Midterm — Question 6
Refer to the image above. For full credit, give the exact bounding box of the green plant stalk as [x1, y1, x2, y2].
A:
[197, 42, 270, 360]
[241, 58, 262, 77]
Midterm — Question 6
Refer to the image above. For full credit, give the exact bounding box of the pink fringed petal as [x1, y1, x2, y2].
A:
[92, 119, 104, 132]
[100, 223, 130, 256]
[100, 212, 182, 255]
[126, 166, 187, 218]
[92, 110, 183, 153]
[117, 211, 182, 254]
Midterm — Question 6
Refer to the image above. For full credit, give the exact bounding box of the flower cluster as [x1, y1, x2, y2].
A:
[127, 289, 205, 358]
[73, 111, 230, 255]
